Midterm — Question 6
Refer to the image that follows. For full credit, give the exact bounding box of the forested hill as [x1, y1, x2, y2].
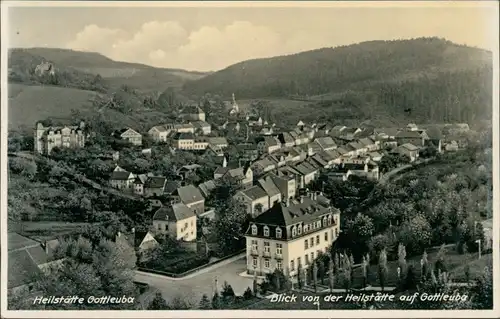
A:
[9, 48, 207, 93]
[183, 37, 493, 124]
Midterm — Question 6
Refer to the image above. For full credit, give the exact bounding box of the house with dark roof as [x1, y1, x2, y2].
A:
[144, 176, 167, 197]
[269, 170, 297, 200]
[112, 128, 142, 146]
[116, 229, 159, 262]
[313, 136, 337, 151]
[395, 130, 429, 147]
[258, 177, 282, 208]
[291, 161, 320, 188]
[424, 127, 443, 153]
[251, 158, 276, 176]
[109, 166, 135, 190]
[394, 143, 420, 162]
[208, 137, 229, 149]
[358, 137, 379, 152]
[133, 174, 149, 195]
[148, 125, 172, 142]
[278, 132, 296, 148]
[153, 203, 197, 241]
[180, 105, 206, 122]
[235, 186, 270, 217]
[236, 143, 259, 162]
[177, 164, 202, 181]
[191, 121, 212, 135]
[328, 160, 379, 181]
[173, 132, 195, 150]
[258, 136, 281, 154]
[198, 180, 217, 198]
[244, 194, 341, 276]
[172, 184, 205, 215]
[246, 115, 263, 127]
[8, 233, 63, 294]
[338, 127, 362, 141]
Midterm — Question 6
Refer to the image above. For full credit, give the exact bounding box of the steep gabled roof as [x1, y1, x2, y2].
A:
[175, 185, 204, 204]
[111, 170, 133, 181]
[240, 186, 268, 201]
[258, 177, 281, 197]
[249, 196, 334, 229]
[153, 202, 195, 221]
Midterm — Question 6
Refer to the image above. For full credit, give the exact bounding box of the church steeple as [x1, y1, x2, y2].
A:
[230, 93, 239, 113]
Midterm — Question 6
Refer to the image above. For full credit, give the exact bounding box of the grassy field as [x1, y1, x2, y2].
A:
[8, 83, 98, 130]
[449, 254, 492, 281]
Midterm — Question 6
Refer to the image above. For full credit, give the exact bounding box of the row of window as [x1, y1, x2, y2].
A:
[251, 240, 282, 255]
[252, 257, 282, 270]
[251, 215, 336, 238]
[290, 248, 328, 271]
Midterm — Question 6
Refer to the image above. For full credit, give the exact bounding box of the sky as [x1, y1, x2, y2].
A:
[5, 2, 499, 72]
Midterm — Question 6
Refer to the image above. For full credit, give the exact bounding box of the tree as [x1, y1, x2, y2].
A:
[421, 250, 430, 281]
[318, 257, 326, 285]
[470, 266, 493, 309]
[170, 296, 191, 310]
[297, 263, 304, 289]
[147, 292, 170, 310]
[378, 249, 388, 291]
[252, 272, 259, 295]
[221, 281, 236, 302]
[345, 213, 374, 258]
[243, 287, 254, 300]
[9, 157, 37, 180]
[434, 244, 448, 275]
[211, 177, 249, 256]
[328, 257, 335, 292]
[211, 291, 222, 309]
[361, 256, 368, 288]
[199, 294, 212, 309]
[402, 264, 417, 291]
[397, 243, 407, 282]
[398, 214, 432, 255]
[312, 261, 318, 292]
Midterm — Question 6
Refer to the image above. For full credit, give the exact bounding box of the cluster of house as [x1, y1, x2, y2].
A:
[28, 95, 473, 278]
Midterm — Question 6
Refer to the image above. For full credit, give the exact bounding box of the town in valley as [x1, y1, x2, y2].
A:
[5, 3, 495, 312]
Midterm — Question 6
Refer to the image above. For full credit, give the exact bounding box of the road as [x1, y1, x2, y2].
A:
[135, 256, 254, 307]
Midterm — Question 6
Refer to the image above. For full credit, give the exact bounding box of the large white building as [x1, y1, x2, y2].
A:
[34, 121, 86, 155]
[244, 192, 340, 278]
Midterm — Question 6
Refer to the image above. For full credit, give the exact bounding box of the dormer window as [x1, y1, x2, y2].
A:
[328, 215, 332, 225]
[297, 224, 302, 235]
[291, 226, 297, 237]
[263, 226, 270, 237]
[304, 224, 309, 233]
[251, 225, 258, 235]
[323, 217, 327, 227]
[276, 228, 282, 238]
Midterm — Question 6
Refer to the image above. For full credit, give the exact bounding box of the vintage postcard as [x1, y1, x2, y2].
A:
[1, 1, 498, 318]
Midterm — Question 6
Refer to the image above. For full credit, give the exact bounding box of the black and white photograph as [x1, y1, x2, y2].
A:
[1, 1, 498, 317]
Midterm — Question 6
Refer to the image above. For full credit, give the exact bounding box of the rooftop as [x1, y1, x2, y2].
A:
[153, 202, 195, 221]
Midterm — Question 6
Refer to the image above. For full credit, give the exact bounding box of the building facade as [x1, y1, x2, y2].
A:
[34, 121, 86, 155]
[244, 194, 341, 277]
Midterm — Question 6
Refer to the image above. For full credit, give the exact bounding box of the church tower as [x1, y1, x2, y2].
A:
[230, 93, 239, 114]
